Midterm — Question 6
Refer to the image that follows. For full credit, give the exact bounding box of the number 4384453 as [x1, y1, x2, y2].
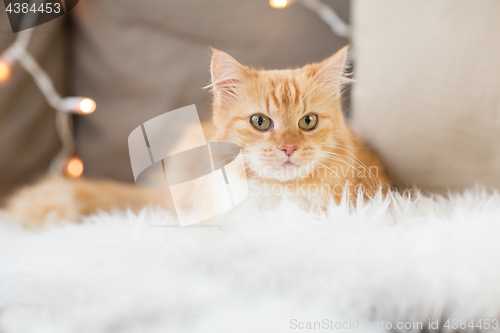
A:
[6, 2, 61, 14]
[444, 319, 499, 330]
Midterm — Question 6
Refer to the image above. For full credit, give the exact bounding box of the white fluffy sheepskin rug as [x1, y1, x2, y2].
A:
[1, 188, 500, 333]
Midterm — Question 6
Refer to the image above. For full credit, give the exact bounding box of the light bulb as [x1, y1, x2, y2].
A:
[79, 98, 96, 114]
[0, 61, 11, 81]
[67, 157, 84, 178]
[61, 97, 96, 114]
[270, 0, 288, 8]
[0, 51, 17, 82]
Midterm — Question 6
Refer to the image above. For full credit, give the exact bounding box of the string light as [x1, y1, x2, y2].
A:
[0, 61, 11, 81]
[270, 0, 351, 38]
[270, 0, 288, 9]
[79, 98, 96, 114]
[60, 97, 97, 115]
[66, 156, 84, 178]
[0, 15, 96, 178]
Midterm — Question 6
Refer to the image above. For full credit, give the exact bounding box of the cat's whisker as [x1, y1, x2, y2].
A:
[320, 151, 369, 176]
[318, 152, 376, 192]
[322, 144, 380, 181]
[316, 160, 350, 186]
[319, 152, 370, 179]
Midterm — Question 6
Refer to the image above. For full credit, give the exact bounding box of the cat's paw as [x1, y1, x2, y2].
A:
[3, 177, 80, 227]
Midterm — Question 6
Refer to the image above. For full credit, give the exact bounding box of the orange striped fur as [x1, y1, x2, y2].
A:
[4, 46, 389, 227]
[210, 46, 389, 207]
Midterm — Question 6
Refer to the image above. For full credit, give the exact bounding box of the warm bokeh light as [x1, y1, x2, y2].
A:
[0, 61, 10, 81]
[67, 157, 84, 178]
[270, 0, 288, 8]
[79, 98, 96, 114]
[61, 97, 97, 114]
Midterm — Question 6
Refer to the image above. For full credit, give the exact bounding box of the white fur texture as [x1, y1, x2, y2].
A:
[1, 188, 500, 332]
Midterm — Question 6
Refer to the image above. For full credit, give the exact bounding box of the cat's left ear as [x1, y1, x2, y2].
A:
[315, 45, 350, 95]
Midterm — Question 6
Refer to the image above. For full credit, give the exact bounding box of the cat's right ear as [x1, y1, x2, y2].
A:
[210, 48, 249, 107]
[314, 46, 350, 96]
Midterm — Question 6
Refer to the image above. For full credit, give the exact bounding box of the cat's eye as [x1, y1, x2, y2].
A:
[298, 114, 318, 131]
[250, 114, 272, 131]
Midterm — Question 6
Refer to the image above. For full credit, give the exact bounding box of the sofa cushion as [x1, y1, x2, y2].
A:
[351, 0, 500, 192]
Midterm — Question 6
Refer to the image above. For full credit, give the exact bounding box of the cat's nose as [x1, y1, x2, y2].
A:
[279, 144, 298, 157]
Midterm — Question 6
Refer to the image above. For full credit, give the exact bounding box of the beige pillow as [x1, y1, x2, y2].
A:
[351, 0, 500, 192]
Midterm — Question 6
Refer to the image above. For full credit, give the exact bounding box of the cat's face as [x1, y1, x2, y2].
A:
[210, 47, 349, 182]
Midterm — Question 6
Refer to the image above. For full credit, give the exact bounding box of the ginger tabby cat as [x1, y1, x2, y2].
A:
[4, 46, 389, 227]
